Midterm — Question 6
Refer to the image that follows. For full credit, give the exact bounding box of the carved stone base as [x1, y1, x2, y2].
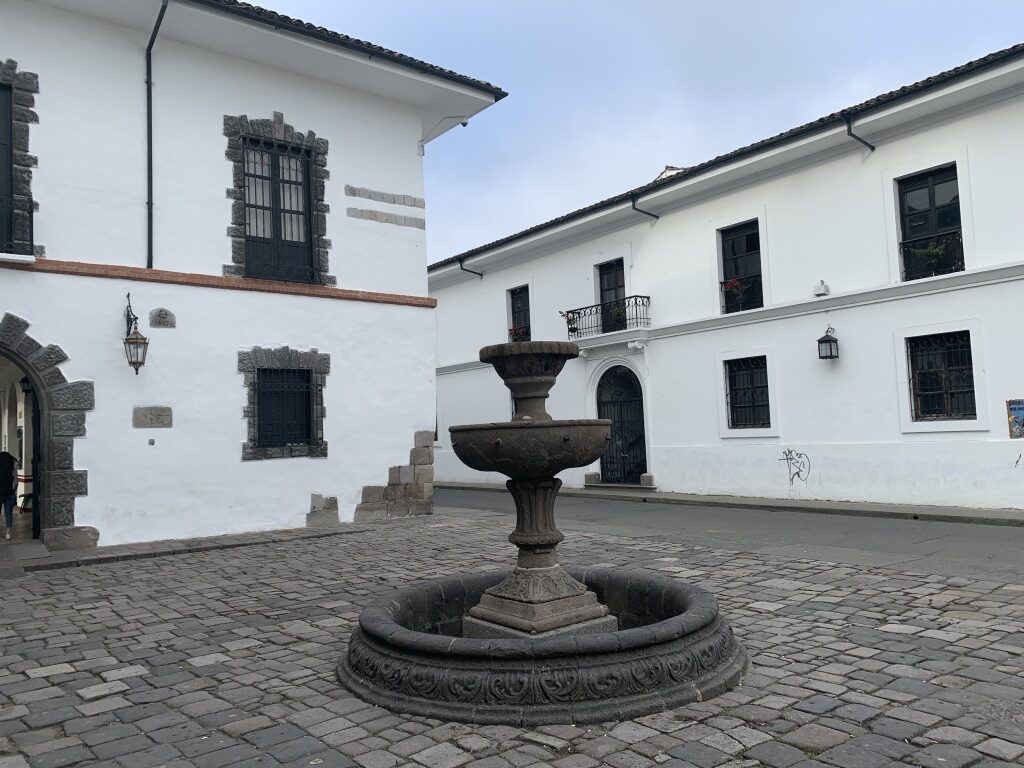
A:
[40, 526, 98, 551]
[467, 565, 612, 634]
[462, 613, 618, 639]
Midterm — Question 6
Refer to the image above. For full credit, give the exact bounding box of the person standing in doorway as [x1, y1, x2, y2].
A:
[0, 451, 16, 541]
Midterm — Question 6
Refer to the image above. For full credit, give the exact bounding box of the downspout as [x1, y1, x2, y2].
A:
[146, 0, 169, 269]
[630, 195, 659, 221]
[457, 257, 483, 278]
[843, 112, 875, 152]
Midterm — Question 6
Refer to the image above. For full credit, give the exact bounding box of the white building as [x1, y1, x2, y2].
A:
[0, 0, 504, 545]
[431, 44, 1024, 512]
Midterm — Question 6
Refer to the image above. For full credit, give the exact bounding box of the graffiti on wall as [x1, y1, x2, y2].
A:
[780, 449, 811, 485]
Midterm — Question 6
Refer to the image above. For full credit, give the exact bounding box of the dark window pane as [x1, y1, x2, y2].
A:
[726, 356, 770, 428]
[899, 165, 963, 281]
[720, 221, 763, 313]
[934, 179, 959, 206]
[907, 331, 975, 420]
[903, 187, 930, 212]
[936, 206, 960, 229]
[256, 369, 312, 447]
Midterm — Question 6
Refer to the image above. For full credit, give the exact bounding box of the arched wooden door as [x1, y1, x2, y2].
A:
[596, 366, 647, 484]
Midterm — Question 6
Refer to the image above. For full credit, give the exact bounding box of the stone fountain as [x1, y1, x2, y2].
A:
[338, 341, 746, 724]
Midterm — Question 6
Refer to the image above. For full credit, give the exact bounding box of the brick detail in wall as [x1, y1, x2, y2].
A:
[346, 207, 426, 230]
[0, 59, 42, 257]
[344, 184, 425, 209]
[354, 430, 435, 521]
[238, 346, 330, 462]
[0, 313, 93, 538]
[223, 111, 335, 286]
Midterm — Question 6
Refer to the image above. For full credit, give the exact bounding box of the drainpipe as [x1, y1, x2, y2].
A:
[457, 257, 483, 278]
[146, 0, 169, 269]
[843, 112, 875, 152]
[630, 195, 659, 221]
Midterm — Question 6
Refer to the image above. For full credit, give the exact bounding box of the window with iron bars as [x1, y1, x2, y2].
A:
[898, 164, 963, 281]
[720, 221, 763, 313]
[243, 137, 316, 283]
[725, 356, 770, 429]
[256, 368, 313, 448]
[907, 331, 976, 421]
[508, 285, 531, 342]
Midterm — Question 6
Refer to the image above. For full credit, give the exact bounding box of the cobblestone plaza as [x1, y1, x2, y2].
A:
[0, 509, 1022, 768]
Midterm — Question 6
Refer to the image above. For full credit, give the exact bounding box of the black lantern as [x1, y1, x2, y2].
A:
[817, 326, 839, 360]
[18, 376, 32, 395]
[123, 294, 150, 375]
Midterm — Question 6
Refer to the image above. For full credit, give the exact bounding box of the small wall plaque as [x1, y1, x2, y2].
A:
[133, 406, 173, 429]
[149, 308, 176, 328]
[1008, 400, 1024, 439]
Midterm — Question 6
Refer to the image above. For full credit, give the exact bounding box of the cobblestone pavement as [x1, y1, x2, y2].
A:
[0, 509, 1022, 768]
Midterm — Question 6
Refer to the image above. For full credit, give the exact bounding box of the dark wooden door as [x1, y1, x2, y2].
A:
[597, 366, 647, 484]
[598, 260, 626, 333]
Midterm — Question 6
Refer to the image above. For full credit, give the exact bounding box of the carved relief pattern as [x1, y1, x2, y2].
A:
[485, 566, 588, 603]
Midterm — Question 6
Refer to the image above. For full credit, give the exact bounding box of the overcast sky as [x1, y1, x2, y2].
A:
[259, 1, 1024, 263]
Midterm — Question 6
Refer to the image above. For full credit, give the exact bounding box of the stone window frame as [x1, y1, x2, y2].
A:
[223, 111, 334, 285]
[0, 59, 41, 257]
[238, 346, 329, 461]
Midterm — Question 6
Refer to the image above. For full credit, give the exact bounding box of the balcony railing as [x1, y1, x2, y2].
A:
[720, 275, 763, 314]
[508, 325, 531, 342]
[900, 230, 963, 281]
[560, 296, 650, 340]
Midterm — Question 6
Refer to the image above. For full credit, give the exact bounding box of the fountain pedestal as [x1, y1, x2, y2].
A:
[463, 478, 617, 638]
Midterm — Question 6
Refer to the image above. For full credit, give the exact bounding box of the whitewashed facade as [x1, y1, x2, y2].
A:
[0, 0, 503, 544]
[431, 45, 1024, 511]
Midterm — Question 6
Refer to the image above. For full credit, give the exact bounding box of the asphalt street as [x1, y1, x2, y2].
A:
[436, 488, 1024, 582]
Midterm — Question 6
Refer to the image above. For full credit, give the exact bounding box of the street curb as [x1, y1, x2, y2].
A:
[435, 482, 1024, 527]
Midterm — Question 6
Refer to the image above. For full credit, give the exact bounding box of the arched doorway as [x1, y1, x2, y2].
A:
[596, 366, 647, 484]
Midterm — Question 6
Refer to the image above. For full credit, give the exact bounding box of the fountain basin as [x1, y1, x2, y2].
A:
[450, 419, 612, 479]
[337, 568, 747, 725]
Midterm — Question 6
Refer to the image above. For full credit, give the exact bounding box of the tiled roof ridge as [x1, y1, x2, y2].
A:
[429, 40, 1024, 272]
[184, 0, 507, 100]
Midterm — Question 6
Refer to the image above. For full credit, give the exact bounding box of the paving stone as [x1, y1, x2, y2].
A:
[908, 745, 985, 768]
[974, 739, 1024, 761]
[816, 744, 891, 768]
[667, 743, 730, 767]
[411, 742, 472, 767]
[781, 725, 851, 753]
[744, 741, 807, 768]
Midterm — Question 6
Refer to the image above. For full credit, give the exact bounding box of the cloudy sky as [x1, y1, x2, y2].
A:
[259, 1, 1024, 263]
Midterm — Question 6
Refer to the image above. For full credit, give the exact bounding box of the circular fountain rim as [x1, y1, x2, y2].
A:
[356, 567, 721, 657]
[480, 340, 580, 363]
[449, 418, 612, 434]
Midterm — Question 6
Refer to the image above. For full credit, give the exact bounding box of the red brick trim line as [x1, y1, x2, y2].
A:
[0, 259, 437, 309]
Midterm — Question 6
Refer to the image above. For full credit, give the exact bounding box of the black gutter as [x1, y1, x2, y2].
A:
[146, 0, 169, 269]
[843, 112, 876, 152]
[630, 195, 659, 221]
[457, 257, 484, 278]
[181, 0, 507, 101]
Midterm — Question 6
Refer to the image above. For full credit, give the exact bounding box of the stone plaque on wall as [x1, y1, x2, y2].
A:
[149, 308, 176, 328]
[133, 406, 173, 429]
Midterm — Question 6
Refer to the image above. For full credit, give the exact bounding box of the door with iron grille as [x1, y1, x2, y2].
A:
[596, 366, 647, 484]
[598, 260, 626, 333]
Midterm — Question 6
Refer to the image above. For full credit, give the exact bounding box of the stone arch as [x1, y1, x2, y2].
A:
[0, 312, 92, 532]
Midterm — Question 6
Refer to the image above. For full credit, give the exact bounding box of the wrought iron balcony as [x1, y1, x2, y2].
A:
[560, 296, 650, 340]
[720, 275, 763, 314]
[900, 230, 963, 281]
[508, 325, 531, 343]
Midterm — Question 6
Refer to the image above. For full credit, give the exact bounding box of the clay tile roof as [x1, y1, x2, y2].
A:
[429, 41, 1024, 272]
[183, 0, 507, 100]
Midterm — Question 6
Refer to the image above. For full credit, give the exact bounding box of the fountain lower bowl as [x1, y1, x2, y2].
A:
[337, 567, 747, 725]
[449, 419, 612, 479]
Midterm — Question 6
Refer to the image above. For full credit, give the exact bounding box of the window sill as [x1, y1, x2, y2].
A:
[242, 442, 329, 461]
[720, 426, 779, 439]
[0, 252, 35, 265]
[901, 419, 988, 434]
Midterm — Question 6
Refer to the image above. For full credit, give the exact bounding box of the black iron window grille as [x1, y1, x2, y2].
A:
[720, 221, 764, 313]
[243, 137, 316, 283]
[560, 296, 651, 340]
[898, 165, 963, 281]
[725, 356, 770, 429]
[907, 331, 976, 421]
[0, 84, 13, 253]
[256, 368, 313, 448]
[509, 285, 531, 342]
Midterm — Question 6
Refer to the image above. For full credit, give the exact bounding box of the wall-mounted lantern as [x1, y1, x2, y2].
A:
[817, 326, 839, 360]
[18, 376, 32, 395]
[123, 294, 150, 375]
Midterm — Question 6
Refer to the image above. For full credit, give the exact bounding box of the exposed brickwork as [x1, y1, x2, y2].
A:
[0, 59, 41, 257]
[346, 206, 426, 230]
[0, 259, 437, 308]
[354, 430, 434, 520]
[223, 112, 334, 285]
[238, 347, 330, 462]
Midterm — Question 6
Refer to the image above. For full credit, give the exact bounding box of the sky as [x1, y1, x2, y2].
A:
[257, 1, 1024, 263]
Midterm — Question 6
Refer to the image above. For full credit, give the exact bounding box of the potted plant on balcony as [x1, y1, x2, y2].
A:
[559, 310, 579, 335]
[721, 277, 748, 307]
[509, 326, 530, 342]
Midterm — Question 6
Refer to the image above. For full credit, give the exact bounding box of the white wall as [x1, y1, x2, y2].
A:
[1, 270, 435, 544]
[0, 0, 428, 296]
[432, 88, 1024, 509]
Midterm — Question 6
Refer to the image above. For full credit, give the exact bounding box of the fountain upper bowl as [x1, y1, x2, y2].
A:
[449, 419, 611, 479]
